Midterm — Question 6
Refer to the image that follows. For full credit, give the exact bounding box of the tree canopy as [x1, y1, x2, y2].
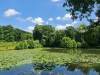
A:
[0, 23, 100, 48]
[0, 25, 32, 42]
[63, 0, 100, 22]
[33, 23, 100, 48]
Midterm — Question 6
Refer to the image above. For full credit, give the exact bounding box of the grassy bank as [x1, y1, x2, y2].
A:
[0, 48, 100, 70]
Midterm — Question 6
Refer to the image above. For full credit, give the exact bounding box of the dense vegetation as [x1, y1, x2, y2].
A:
[0, 22, 100, 49]
[0, 25, 32, 42]
[0, 42, 17, 50]
[33, 23, 100, 48]
[15, 40, 42, 50]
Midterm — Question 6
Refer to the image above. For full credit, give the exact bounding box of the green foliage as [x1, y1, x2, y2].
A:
[27, 40, 35, 49]
[33, 25, 55, 47]
[28, 40, 42, 49]
[54, 30, 65, 47]
[65, 26, 76, 39]
[78, 24, 87, 33]
[77, 42, 82, 48]
[0, 42, 17, 50]
[61, 37, 77, 48]
[63, 0, 99, 21]
[72, 40, 77, 48]
[0, 25, 32, 42]
[15, 41, 29, 50]
[32, 23, 100, 48]
[0, 23, 100, 48]
[84, 25, 100, 47]
[15, 40, 42, 50]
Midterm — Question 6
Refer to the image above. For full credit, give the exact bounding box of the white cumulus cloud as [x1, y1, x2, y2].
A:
[51, 0, 60, 3]
[26, 17, 44, 25]
[33, 17, 44, 25]
[63, 13, 72, 20]
[55, 13, 72, 21]
[4, 9, 20, 17]
[56, 16, 61, 20]
[55, 24, 74, 30]
[48, 18, 53, 21]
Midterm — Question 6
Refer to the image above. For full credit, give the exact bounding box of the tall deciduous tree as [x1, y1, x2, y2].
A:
[84, 25, 100, 47]
[65, 26, 76, 40]
[33, 25, 55, 47]
[54, 30, 65, 47]
[63, 0, 100, 23]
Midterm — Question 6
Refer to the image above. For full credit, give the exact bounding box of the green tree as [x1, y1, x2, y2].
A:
[33, 25, 55, 47]
[0, 26, 3, 41]
[65, 26, 76, 40]
[0, 25, 32, 42]
[63, 0, 100, 22]
[3, 25, 15, 42]
[77, 24, 87, 41]
[77, 24, 88, 47]
[84, 25, 100, 47]
[54, 30, 65, 47]
[61, 37, 77, 48]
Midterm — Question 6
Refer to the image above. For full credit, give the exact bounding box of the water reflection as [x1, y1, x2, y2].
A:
[0, 63, 100, 75]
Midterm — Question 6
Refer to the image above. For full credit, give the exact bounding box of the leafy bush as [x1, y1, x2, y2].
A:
[27, 40, 42, 49]
[27, 40, 35, 49]
[72, 40, 77, 48]
[77, 42, 82, 48]
[61, 37, 77, 48]
[15, 40, 42, 50]
[15, 41, 28, 50]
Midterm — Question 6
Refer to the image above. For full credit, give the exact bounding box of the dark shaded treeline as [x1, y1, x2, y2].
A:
[0, 25, 32, 42]
[33, 22, 100, 48]
[0, 22, 100, 48]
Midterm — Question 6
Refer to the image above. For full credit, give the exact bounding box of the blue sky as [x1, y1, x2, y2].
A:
[0, 0, 97, 32]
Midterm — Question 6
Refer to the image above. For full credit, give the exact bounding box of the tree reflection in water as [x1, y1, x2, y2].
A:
[34, 63, 100, 75]
[0, 63, 100, 75]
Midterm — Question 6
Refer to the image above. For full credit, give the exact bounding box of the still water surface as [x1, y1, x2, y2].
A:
[0, 63, 100, 75]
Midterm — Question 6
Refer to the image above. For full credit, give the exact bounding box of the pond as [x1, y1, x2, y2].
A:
[0, 48, 100, 75]
[0, 63, 100, 75]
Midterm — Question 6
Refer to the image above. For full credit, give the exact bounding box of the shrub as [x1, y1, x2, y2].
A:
[33, 40, 43, 48]
[15, 40, 42, 50]
[61, 37, 77, 48]
[27, 40, 35, 49]
[28, 40, 42, 49]
[15, 41, 28, 50]
[72, 40, 77, 48]
[77, 42, 82, 48]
